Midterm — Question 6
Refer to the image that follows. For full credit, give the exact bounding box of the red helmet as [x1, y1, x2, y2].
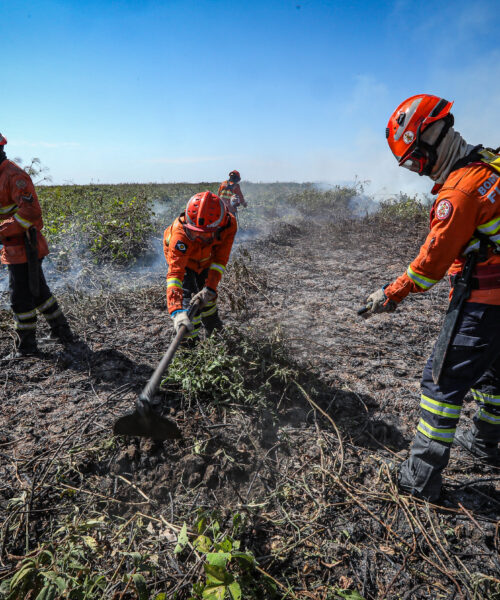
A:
[185, 191, 227, 234]
[0, 133, 7, 146]
[386, 94, 454, 176]
[229, 170, 241, 182]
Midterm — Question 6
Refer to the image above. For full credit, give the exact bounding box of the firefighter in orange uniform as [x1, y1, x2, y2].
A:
[362, 95, 500, 501]
[163, 191, 237, 340]
[218, 170, 247, 216]
[0, 134, 74, 357]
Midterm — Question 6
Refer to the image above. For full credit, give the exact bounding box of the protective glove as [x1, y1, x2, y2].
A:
[190, 286, 217, 309]
[172, 310, 194, 333]
[361, 287, 397, 319]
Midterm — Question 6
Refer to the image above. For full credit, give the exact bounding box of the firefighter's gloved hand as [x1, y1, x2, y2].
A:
[172, 310, 194, 333]
[362, 287, 397, 319]
[190, 287, 216, 309]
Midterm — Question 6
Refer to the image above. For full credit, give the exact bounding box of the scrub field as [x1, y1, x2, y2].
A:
[0, 185, 499, 600]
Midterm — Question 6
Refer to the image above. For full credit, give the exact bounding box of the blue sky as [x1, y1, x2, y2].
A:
[2, 0, 499, 197]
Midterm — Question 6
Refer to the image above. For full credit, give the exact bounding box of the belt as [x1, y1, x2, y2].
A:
[450, 264, 500, 290]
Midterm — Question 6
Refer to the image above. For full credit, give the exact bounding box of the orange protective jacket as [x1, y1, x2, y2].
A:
[218, 181, 246, 209]
[385, 160, 500, 306]
[0, 159, 49, 265]
[163, 213, 237, 314]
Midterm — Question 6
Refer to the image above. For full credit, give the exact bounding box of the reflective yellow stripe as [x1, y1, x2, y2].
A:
[36, 296, 56, 312]
[477, 408, 500, 425]
[417, 418, 456, 443]
[201, 304, 217, 317]
[167, 278, 183, 289]
[477, 217, 500, 236]
[15, 321, 36, 330]
[15, 309, 37, 320]
[14, 214, 33, 229]
[0, 203, 17, 215]
[471, 389, 500, 406]
[209, 262, 226, 275]
[420, 395, 461, 418]
[45, 308, 62, 320]
[407, 266, 438, 290]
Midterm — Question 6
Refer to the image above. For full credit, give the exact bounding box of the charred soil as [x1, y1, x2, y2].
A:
[1, 214, 499, 600]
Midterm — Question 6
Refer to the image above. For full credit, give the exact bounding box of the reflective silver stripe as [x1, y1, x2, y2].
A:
[0, 203, 17, 214]
[15, 321, 36, 330]
[417, 418, 455, 443]
[15, 309, 37, 320]
[209, 262, 226, 275]
[393, 98, 422, 142]
[477, 217, 500, 236]
[201, 304, 217, 317]
[471, 389, 500, 406]
[192, 315, 202, 325]
[478, 408, 500, 425]
[45, 308, 62, 320]
[37, 296, 56, 312]
[406, 266, 437, 290]
[14, 213, 32, 229]
[420, 395, 461, 418]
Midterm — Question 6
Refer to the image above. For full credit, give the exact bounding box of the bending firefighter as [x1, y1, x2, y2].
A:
[0, 134, 74, 357]
[363, 95, 500, 501]
[218, 170, 247, 216]
[164, 191, 237, 341]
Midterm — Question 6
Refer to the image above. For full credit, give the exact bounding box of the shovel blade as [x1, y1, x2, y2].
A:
[113, 410, 182, 440]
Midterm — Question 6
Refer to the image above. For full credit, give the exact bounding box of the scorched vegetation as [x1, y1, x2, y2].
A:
[0, 186, 499, 600]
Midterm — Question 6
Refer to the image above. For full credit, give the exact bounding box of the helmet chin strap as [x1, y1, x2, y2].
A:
[416, 115, 454, 176]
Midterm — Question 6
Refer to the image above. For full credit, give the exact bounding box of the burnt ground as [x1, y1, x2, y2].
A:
[0, 215, 499, 600]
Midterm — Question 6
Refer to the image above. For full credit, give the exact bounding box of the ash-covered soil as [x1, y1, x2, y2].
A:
[1, 215, 499, 600]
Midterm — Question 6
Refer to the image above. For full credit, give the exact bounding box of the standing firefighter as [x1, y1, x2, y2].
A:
[362, 95, 500, 501]
[164, 191, 237, 341]
[218, 170, 247, 216]
[0, 134, 74, 357]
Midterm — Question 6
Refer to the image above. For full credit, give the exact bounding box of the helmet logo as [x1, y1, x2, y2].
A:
[403, 131, 415, 144]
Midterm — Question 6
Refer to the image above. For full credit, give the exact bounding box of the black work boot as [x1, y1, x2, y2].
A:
[46, 313, 76, 344]
[5, 329, 39, 359]
[454, 429, 499, 463]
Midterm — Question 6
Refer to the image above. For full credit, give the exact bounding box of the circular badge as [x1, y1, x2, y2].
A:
[15, 179, 27, 189]
[403, 131, 415, 144]
[435, 199, 452, 221]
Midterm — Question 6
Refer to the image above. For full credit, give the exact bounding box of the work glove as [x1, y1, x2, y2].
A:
[361, 287, 397, 319]
[190, 286, 217, 309]
[172, 310, 194, 333]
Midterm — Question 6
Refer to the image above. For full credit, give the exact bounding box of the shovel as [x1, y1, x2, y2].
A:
[113, 301, 200, 440]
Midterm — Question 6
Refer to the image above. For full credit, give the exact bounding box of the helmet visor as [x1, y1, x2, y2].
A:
[399, 147, 427, 174]
[185, 227, 215, 243]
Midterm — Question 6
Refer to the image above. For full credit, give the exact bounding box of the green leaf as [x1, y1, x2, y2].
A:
[132, 573, 149, 600]
[204, 564, 230, 585]
[194, 535, 212, 553]
[231, 551, 255, 566]
[82, 536, 99, 552]
[154, 594, 167, 600]
[202, 583, 227, 600]
[206, 552, 231, 568]
[174, 522, 189, 554]
[228, 581, 241, 600]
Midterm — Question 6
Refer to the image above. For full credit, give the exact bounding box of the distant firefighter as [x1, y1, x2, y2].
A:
[163, 191, 237, 342]
[362, 95, 500, 501]
[0, 134, 75, 358]
[218, 170, 247, 215]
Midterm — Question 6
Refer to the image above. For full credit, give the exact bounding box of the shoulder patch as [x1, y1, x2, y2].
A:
[175, 240, 188, 253]
[435, 199, 452, 221]
[15, 179, 27, 189]
[21, 194, 33, 203]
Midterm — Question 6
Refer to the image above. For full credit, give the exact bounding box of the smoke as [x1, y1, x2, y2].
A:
[0, 182, 366, 309]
